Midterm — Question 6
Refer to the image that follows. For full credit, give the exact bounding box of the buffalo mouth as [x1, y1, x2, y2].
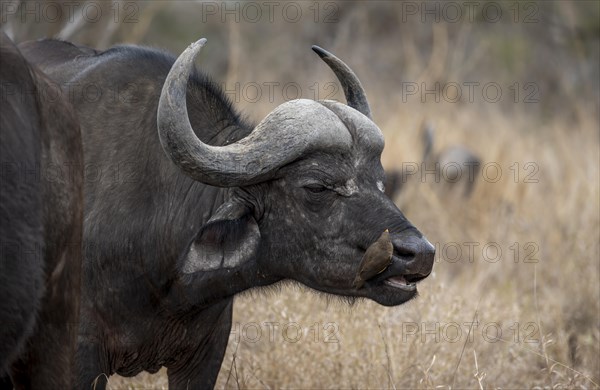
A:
[330, 243, 434, 306]
[384, 275, 417, 291]
[365, 255, 430, 293]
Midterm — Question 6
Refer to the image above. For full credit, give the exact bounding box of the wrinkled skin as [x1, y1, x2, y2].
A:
[20, 39, 434, 389]
[0, 33, 83, 389]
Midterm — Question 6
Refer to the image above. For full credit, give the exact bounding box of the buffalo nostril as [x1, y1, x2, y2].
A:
[391, 235, 436, 277]
[391, 235, 420, 259]
[393, 244, 416, 258]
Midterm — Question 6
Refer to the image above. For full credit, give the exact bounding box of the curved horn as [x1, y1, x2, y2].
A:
[312, 45, 371, 119]
[158, 39, 352, 187]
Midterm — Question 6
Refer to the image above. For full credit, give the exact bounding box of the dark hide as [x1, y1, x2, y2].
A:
[0, 33, 83, 389]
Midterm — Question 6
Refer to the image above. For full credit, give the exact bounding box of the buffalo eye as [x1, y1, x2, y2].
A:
[304, 184, 328, 194]
[301, 182, 337, 211]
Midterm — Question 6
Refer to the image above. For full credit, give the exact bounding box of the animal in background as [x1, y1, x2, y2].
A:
[421, 121, 481, 198]
[384, 121, 481, 200]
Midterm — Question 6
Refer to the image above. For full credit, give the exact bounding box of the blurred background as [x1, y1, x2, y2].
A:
[2, 1, 599, 388]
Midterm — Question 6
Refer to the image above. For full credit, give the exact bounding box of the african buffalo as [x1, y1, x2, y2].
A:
[20, 37, 435, 389]
[0, 32, 83, 389]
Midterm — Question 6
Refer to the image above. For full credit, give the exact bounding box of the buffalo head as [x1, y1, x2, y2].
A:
[157, 39, 434, 306]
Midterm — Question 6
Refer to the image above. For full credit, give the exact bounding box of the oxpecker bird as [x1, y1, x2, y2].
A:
[353, 229, 394, 288]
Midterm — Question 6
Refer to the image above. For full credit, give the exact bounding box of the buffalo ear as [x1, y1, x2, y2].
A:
[181, 199, 260, 274]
